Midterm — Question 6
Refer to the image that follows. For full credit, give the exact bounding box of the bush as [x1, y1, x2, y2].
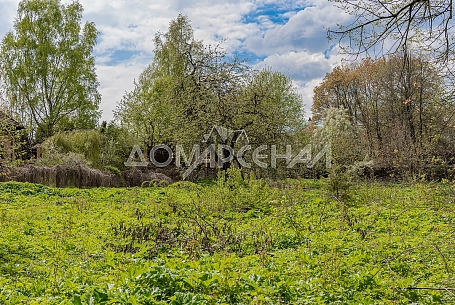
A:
[36, 140, 89, 168]
[39, 130, 101, 167]
[105, 165, 122, 178]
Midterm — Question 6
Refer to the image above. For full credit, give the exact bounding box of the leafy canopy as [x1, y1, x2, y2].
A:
[0, 0, 101, 142]
[116, 14, 306, 159]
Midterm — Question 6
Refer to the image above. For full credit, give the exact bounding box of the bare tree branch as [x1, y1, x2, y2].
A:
[329, 0, 454, 63]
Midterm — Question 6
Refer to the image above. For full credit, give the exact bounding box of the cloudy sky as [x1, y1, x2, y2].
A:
[0, 0, 351, 122]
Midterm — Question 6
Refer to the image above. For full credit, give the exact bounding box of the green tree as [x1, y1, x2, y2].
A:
[311, 107, 363, 198]
[115, 65, 176, 149]
[149, 14, 251, 149]
[99, 120, 135, 170]
[311, 107, 362, 169]
[0, 0, 101, 143]
[117, 14, 306, 175]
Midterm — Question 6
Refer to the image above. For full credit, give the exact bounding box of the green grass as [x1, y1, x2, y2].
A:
[0, 173, 454, 304]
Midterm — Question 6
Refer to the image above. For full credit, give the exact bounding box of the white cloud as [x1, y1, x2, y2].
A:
[254, 51, 329, 82]
[253, 45, 345, 118]
[294, 77, 324, 118]
[258, 44, 345, 77]
[245, 1, 351, 55]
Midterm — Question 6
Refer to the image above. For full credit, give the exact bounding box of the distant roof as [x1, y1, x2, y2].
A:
[0, 109, 23, 130]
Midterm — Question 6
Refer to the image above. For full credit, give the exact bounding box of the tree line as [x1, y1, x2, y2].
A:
[313, 54, 455, 176]
[2, 0, 455, 180]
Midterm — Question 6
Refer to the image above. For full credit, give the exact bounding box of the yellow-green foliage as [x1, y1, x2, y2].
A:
[0, 178, 454, 303]
[40, 130, 101, 167]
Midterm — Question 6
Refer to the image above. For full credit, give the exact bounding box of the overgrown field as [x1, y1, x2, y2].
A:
[0, 172, 454, 304]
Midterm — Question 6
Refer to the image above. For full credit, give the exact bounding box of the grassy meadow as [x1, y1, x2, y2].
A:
[0, 172, 454, 304]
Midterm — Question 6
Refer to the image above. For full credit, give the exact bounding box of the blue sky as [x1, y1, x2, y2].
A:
[0, 0, 351, 122]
